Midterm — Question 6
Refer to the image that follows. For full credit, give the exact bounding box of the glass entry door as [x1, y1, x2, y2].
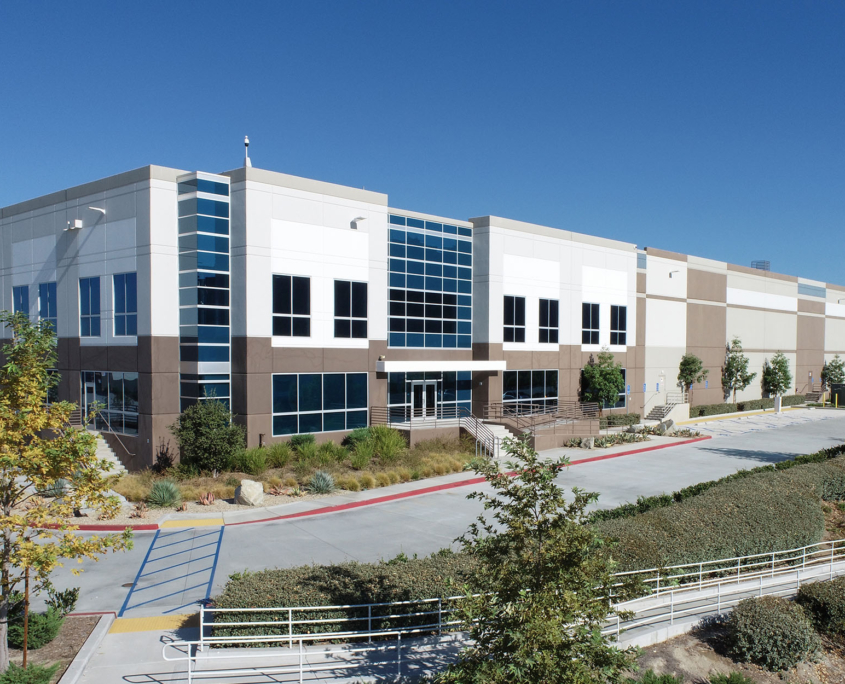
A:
[411, 381, 437, 419]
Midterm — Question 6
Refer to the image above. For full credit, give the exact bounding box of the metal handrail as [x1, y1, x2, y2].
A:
[91, 409, 136, 457]
[484, 401, 600, 435]
[370, 405, 501, 457]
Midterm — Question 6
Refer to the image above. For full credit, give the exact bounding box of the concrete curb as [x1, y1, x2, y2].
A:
[58, 612, 115, 684]
[68, 435, 712, 531]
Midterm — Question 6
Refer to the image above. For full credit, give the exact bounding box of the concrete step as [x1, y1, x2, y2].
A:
[90, 431, 127, 475]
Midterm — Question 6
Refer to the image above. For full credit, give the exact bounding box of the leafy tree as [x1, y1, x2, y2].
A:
[440, 437, 639, 684]
[677, 354, 708, 404]
[722, 337, 757, 403]
[762, 352, 792, 398]
[169, 399, 245, 472]
[0, 312, 133, 672]
[821, 355, 845, 389]
[581, 350, 625, 416]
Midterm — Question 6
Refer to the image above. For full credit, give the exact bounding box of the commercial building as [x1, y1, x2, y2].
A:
[2, 163, 843, 469]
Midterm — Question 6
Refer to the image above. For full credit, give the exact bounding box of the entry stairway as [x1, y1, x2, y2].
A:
[68, 409, 128, 474]
[645, 391, 687, 421]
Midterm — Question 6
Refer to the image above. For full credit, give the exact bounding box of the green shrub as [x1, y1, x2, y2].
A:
[290, 434, 316, 451]
[594, 468, 826, 570]
[350, 440, 374, 470]
[308, 470, 335, 494]
[343, 427, 371, 448]
[229, 447, 268, 476]
[212, 550, 476, 640]
[626, 671, 684, 684]
[708, 673, 754, 684]
[689, 395, 805, 418]
[295, 441, 318, 467]
[267, 441, 292, 468]
[8, 608, 64, 650]
[600, 413, 641, 429]
[317, 441, 346, 466]
[46, 586, 79, 616]
[726, 596, 820, 671]
[169, 399, 246, 472]
[147, 479, 182, 508]
[370, 425, 407, 463]
[796, 576, 845, 635]
[38, 478, 69, 498]
[0, 663, 60, 684]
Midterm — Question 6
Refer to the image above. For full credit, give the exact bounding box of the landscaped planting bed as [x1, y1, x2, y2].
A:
[111, 429, 475, 510]
[689, 395, 806, 418]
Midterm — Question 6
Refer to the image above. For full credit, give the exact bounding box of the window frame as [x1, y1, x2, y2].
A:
[79, 277, 101, 338]
[539, 298, 559, 344]
[113, 272, 138, 337]
[503, 295, 526, 343]
[610, 305, 627, 346]
[12, 285, 29, 317]
[272, 274, 311, 337]
[38, 282, 57, 331]
[271, 372, 368, 436]
[581, 302, 599, 345]
[333, 280, 368, 339]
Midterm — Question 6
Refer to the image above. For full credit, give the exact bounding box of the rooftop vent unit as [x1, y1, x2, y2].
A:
[751, 260, 770, 271]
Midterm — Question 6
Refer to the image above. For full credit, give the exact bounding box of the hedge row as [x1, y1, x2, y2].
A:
[212, 549, 476, 640]
[593, 464, 831, 571]
[690, 395, 805, 418]
[600, 413, 641, 429]
[588, 442, 845, 524]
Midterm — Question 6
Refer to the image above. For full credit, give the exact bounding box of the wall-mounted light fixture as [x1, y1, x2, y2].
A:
[351, 216, 367, 230]
[88, 206, 106, 216]
[669, 270, 680, 279]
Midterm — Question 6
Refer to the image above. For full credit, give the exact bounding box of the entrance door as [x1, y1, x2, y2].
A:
[411, 381, 437, 419]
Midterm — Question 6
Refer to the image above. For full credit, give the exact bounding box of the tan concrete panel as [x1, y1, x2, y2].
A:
[79, 345, 108, 371]
[687, 303, 726, 349]
[798, 315, 825, 351]
[504, 350, 534, 369]
[637, 272, 646, 293]
[324, 347, 370, 372]
[107, 345, 138, 372]
[687, 269, 727, 303]
[798, 299, 825, 314]
[825, 318, 845, 353]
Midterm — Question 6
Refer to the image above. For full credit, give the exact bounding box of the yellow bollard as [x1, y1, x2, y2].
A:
[837, 394, 839, 409]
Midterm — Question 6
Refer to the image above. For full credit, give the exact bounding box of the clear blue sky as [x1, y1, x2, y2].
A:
[2, 2, 843, 282]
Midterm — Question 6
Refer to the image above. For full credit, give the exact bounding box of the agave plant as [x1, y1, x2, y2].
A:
[308, 471, 335, 494]
[147, 480, 182, 508]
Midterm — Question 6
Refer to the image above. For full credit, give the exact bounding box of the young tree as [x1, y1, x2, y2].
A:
[821, 355, 845, 389]
[0, 312, 133, 672]
[440, 437, 639, 684]
[722, 337, 757, 403]
[581, 349, 625, 417]
[762, 352, 793, 398]
[170, 398, 245, 472]
[677, 353, 708, 404]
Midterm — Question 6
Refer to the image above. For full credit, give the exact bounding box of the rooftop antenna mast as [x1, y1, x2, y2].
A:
[244, 136, 252, 168]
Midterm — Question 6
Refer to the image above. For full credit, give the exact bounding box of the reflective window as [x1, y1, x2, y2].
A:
[81, 371, 139, 435]
[113, 272, 138, 336]
[273, 275, 310, 337]
[502, 370, 559, 413]
[504, 296, 525, 343]
[79, 277, 101, 337]
[610, 305, 627, 346]
[582, 302, 600, 345]
[539, 299, 559, 344]
[386, 371, 472, 419]
[388, 221, 472, 348]
[12, 285, 28, 316]
[39, 282, 57, 330]
[334, 280, 368, 339]
[272, 373, 368, 436]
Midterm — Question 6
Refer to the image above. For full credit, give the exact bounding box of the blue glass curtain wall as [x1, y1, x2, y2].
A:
[387, 215, 472, 349]
[177, 174, 231, 410]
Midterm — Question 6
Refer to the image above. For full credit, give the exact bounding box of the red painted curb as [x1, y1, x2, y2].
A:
[69, 435, 712, 531]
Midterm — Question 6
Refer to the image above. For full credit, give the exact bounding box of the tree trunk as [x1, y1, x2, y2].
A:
[0, 529, 9, 672]
[21, 568, 28, 669]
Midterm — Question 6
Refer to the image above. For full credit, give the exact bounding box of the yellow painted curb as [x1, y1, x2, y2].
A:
[678, 406, 801, 426]
[110, 613, 198, 633]
[160, 518, 224, 528]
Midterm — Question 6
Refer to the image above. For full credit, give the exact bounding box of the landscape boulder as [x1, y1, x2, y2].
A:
[235, 479, 265, 507]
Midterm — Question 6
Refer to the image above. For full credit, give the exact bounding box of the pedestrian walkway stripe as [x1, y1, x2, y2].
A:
[118, 526, 225, 617]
